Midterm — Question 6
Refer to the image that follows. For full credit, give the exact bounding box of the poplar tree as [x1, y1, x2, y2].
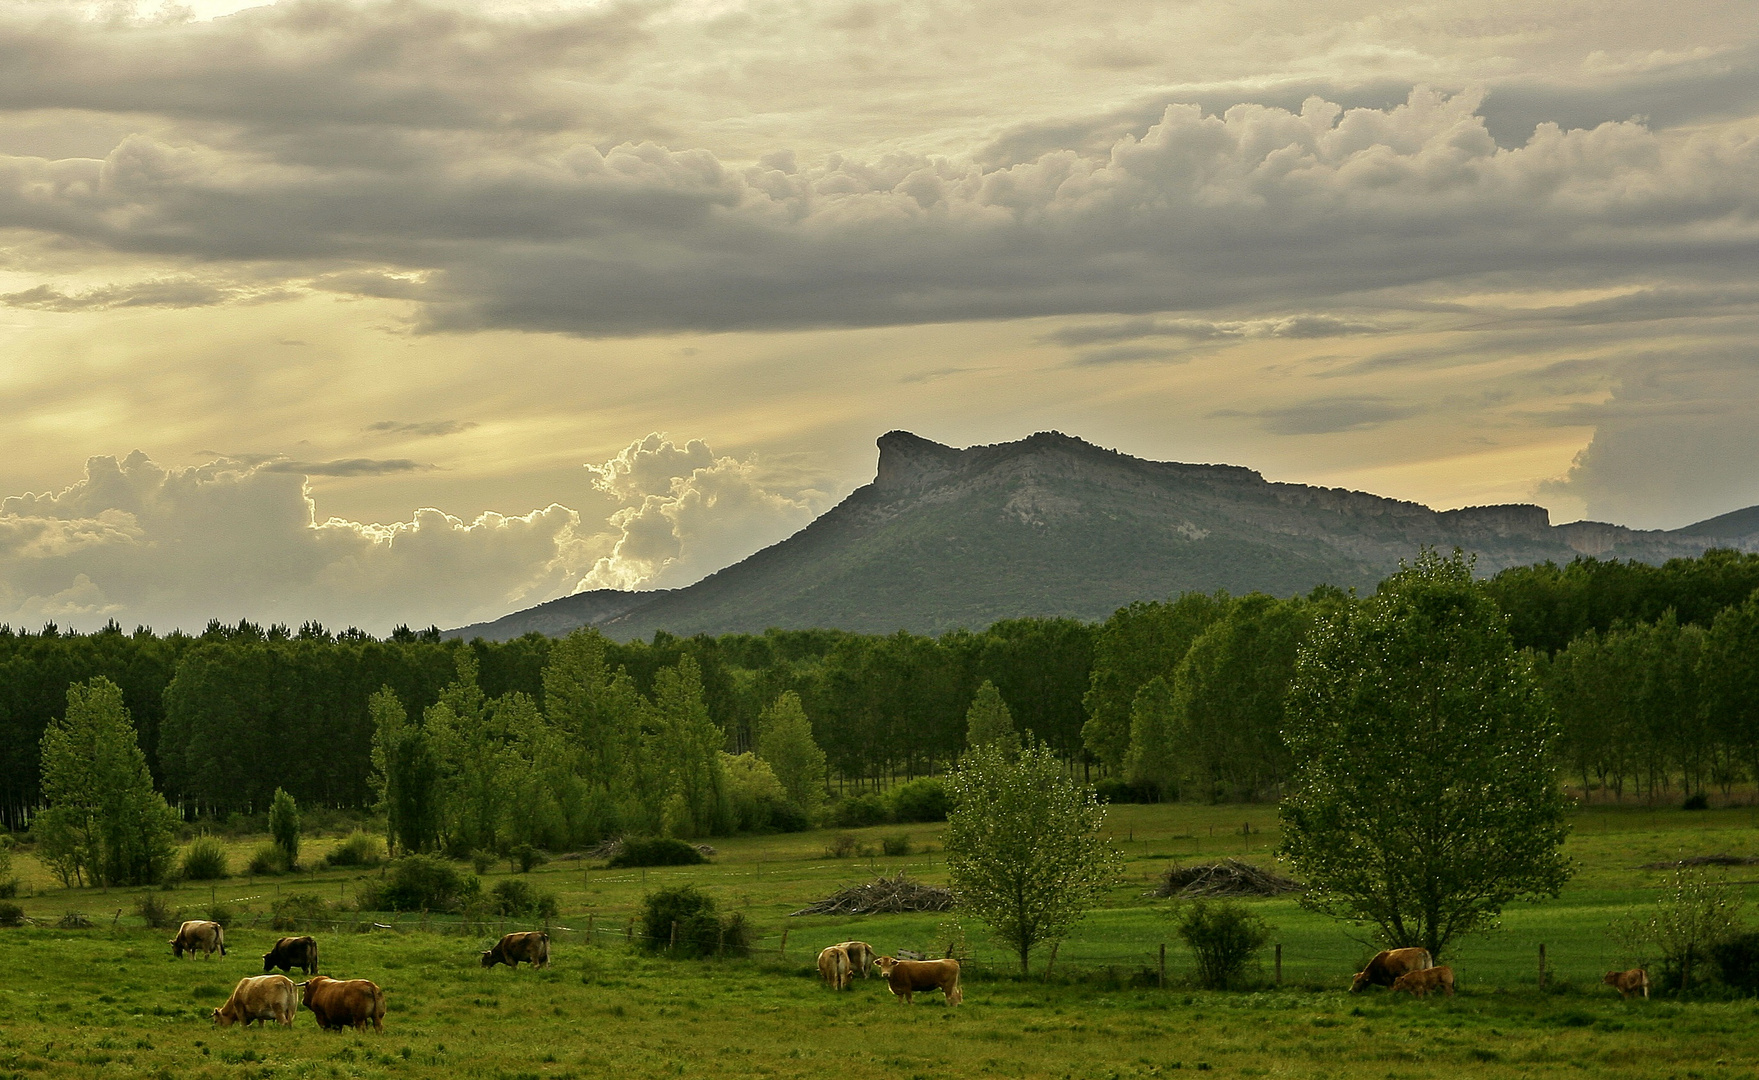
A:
[756, 691, 827, 817]
[964, 679, 1017, 752]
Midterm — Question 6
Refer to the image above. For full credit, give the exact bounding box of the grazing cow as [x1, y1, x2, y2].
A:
[298, 976, 385, 1032]
[1604, 968, 1650, 999]
[263, 936, 319, 975]
[213, 975, 298, 1028]
[818, 945, 852, 990]
[171, 920, 226, 960]
[481, 931, 550, 969]
[873, 956, 962, 1006]
[835, 941, 877, 977]
[1391, 965, 1455, 998]
[1349, 948, 1432, 992]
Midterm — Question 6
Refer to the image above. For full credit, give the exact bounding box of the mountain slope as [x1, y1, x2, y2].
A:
[447, 431, 1759, 641]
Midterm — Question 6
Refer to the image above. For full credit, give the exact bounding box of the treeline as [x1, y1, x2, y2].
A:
[5, 548, 1759, 828]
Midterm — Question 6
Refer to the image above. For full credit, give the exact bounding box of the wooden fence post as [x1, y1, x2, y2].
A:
[1683, 944, 1693, 993]
[587, 913, 594, 944]
[780, 927, 789, 962]
[1158, 944, 1166, 989]
[1275, 943, 1283, 987]
[1538, 943, 1547, 988]
[1044, 942, 1059, 981]
[670, 919, 679, 954]
[625, 922, 633, 945]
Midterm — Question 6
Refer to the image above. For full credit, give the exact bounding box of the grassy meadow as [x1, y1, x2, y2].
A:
[5, 800, 1759, 1079]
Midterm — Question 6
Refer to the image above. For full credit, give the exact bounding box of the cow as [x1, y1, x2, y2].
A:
[873, 956, 962, 1006]
[1391, 965, 1455, 998]
[481, 931, 549, 969]
[1604, 968, 1650, 999]
[835, 940, 877, 977]
[818, 945, 852, 990]
[298, 976, 385, 1032]
[171, 920, 226, 960]
[1349, 948, 1432, 992]
[213, 975, 298, 1028]
[263, 936, 319, 975]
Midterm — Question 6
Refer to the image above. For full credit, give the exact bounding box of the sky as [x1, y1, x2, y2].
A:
[1, 0, 1756, 634]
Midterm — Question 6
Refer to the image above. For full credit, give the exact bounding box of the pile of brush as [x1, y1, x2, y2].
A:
[791, 872, 954, 916]
[1145, 859, 1303, 898]
[1639, 854, 1759, 869]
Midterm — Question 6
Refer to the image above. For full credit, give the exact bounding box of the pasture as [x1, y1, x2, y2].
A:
[5, 801, 1759, 1079]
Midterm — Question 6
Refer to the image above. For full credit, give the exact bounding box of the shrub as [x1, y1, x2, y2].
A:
[891, 778, 950, 823]
[272, 892, 332, 930]
[831, 794, 891, 828]
[204, 901, 236, 928]
[135, 892, 182, 929]
[179, 836, 229, 881]
[1683, 793, 1711, 811]
[637, 885, 749, 959]
[1176, 900, 1273, 990]
[324, 831, 384, 869]
[491, 878, 559, 919]
[247, 842, 287, 876]
[824, 833, 859, 859]
[607, 837, 707, 868]
[0, 902, 24, 927]
[0, 880, 16, 899]
[470, 852, 496, 875]
[1712, 931, 1759, 993]
[1094, 778, 1160, 804]
[366, 854, 481, 913]
[269, 787, 301, 867]
[882, 834, 912, 857]
[511, 844, 549, 874]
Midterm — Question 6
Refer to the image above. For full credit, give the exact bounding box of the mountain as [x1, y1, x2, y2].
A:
[446, 430, 1759, 642]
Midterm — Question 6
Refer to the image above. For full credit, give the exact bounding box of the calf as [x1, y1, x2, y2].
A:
[481, 931, 549, 969]
[835, 941, 877, 977]
[1604, 968, 1650, 999]
[873, 956, 962, 1006]
[263, 936, 319, 975]
[299, 976, 385, 1032]
[171, 920, 226, 960]
[213, 975, 298, 1028]
[818, 945, 852, 990]
[1391, 965, 1455, 998]
[1350, 948, 1431, 992]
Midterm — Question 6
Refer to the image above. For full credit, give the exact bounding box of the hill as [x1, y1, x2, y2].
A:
[447, 430, 1759, 641]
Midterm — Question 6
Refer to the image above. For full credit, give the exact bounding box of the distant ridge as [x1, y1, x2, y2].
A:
[446, 431, 1759, 642]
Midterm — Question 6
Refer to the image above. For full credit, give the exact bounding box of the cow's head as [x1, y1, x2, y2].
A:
[262, 953, 276, 972]
[212, 1006, 231, 1027]
[480, 949, 498, 967]
[873, 956, 899, 977]
[1348, 970, 1372, 993]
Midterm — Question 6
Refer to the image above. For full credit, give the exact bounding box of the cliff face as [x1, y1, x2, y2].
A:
[448, 431, 1759, 642]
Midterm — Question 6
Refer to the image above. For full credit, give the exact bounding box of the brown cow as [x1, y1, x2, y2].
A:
[481, 931, 549, 969]
[263, 936, 319, 975]
[1391, 965, 1455, 998]
[1604, 968, 1650, 999]
[818, 945, 852, 990]
[213, 975, 298, 1028]
[1350, 948, 1432, 992]
[874, 956, 962, 1006]
[171, 920, 226, 960]
[298, 976, 385, 1032]
[835, 941, 877, 977]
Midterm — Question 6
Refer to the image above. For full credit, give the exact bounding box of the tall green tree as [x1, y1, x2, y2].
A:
[1280, 550, 1571, 958]
[36, 677, 179, 887]
[368, 686, 440, 856]
[945, 736, 1122, 974]
[756, 691, 827, 818]
[1122, 676, 1178, 797]
[1083, 592, 1231, 772]
[269, 787, 301, 868]
[648, 656, 731, 838]
[964, 679, 1017, 752]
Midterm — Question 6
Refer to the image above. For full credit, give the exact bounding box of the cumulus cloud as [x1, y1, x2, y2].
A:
[579, 434, 832, 590]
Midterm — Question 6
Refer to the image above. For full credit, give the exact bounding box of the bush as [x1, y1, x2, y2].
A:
[882, 834, 912, 857]
[490, 878, 560, 919]
[1683, 793, 1711, 811]
[269, 787, 301, 867]
[324, 831, 384, 868]
[1094, 778, 1160, 804]
[365, 854, 481, 913]
[271, 892, 332, 930]
[470, 852, 496, 875]
[824, 833, 859, 859]
[247, 842, 288, 876]
[204, 901, 236, 928]
[1712, 931, 1759, 993]
[0, 902, 24, 927]
[511, 844, 549, 874]
[891, 779, 950, 823]
[637, 885, 749, 959]
[607, 837, 707, 868]
[1176, 900, 1273, 990]
[135, 892, 182, 929]
[0, 879, 17, 899]
[831, 794, 892, 828]
[179, 836, 230, 881]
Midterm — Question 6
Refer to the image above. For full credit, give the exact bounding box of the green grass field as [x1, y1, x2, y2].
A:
[5, 801, 1759, 1079]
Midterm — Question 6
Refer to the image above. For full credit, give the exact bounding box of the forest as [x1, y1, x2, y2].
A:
[4, 547, 1759, 839]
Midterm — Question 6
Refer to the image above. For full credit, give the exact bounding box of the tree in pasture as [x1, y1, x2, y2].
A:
[36, 676, 179, 887]
[1613, 867, 1745, 990]
[964, 679, 1017, 752]
[756, 690, 827, 818]
[945, 736, 1122, 974]
[368, 686, 440, 856]
[1122, 676, 1177, 798]
[1280, 549, 1571, 959]
[269, 786, 301, 868]
[648, 656, 731, 838]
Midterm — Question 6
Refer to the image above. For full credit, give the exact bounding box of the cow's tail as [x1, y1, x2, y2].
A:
[947, 966, 963, 1006]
